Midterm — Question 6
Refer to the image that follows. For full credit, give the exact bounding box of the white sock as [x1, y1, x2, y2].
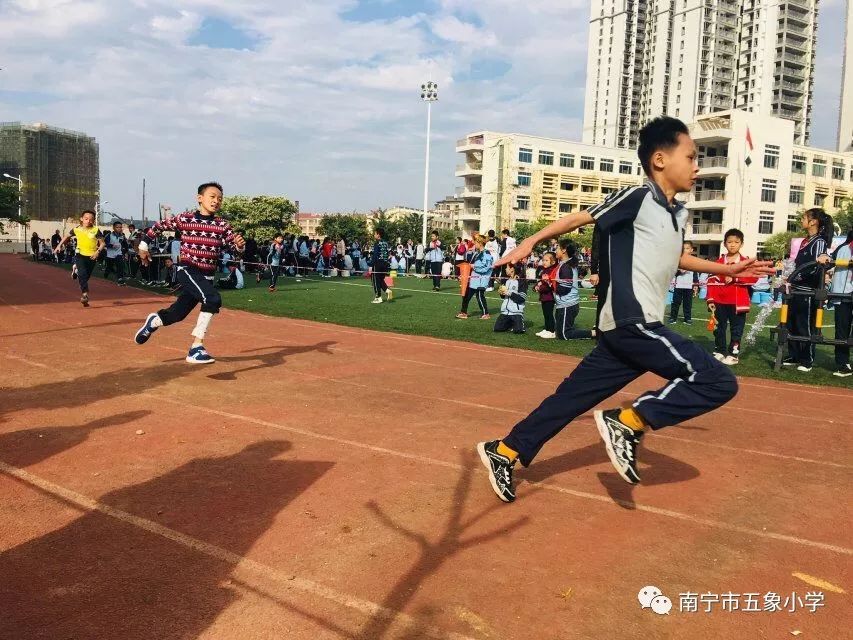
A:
[191, 311, 213, 340]
[151, 315, 164, 328]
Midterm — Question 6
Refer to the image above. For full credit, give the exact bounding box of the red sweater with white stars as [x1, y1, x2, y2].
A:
[145, 210, 238, 274]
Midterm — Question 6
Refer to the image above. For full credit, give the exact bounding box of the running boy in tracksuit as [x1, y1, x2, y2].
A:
[133, 182, 245, 364]
[477, 116, 774, 502]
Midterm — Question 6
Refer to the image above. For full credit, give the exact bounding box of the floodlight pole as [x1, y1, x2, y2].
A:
[420, 81, 438, 246]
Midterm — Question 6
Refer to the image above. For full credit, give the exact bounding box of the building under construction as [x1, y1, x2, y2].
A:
[0, 122, 99, 222]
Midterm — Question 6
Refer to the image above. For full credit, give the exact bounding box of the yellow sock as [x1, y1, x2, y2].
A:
[496, 441, 518, 461]
[619, 407, 647, 432]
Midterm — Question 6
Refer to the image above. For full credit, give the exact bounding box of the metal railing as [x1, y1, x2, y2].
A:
[691, 222, 723, 235]
[455, 163, 482, 172]
[692, 190, 727, 201]
[698, 156, 729, 169]
[456, 137, 483, 147]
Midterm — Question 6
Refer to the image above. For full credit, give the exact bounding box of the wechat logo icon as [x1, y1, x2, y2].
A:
[638, 586, 673, 615]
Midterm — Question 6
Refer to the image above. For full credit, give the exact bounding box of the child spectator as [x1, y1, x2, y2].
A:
[494, 262, 527, 333]
[456, 234, 493, 319]
[554, 238, 595, 340]
[668, 240, 698, 324]
[706, 228, 757, 365]
[783, 209, 833, 372]
[266, 233, 284, 292]
[829, 229, 852, 377]
[371, 228, 392, 303]
[485, 230, 500, 290]
[534, 251, 557, 338]
[426, 231, 443, 290]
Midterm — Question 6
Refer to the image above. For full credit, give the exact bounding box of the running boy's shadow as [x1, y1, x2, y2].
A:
[519, 442, 699, 511]
[0, 440, 334, 640]
[0, 410, 150, 468]
[357, 451, 534, 639]
[207, 341, 336, 381]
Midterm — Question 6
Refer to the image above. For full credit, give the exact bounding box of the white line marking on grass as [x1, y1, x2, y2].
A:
[0, 460, 479, 640]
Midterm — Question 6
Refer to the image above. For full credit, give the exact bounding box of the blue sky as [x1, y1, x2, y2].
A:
[0, 0, 845, 219]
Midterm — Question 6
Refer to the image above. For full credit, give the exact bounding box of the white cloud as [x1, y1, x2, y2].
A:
[0, 0, 844, 218]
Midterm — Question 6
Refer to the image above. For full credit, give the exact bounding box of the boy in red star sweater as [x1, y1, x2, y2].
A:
[706, 228, 757, 365]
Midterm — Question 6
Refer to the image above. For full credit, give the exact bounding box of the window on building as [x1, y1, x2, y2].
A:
[761, 178, 776, 203]
[517, 171, 531, 187]
[518, 147, 532, 163]
[601, 186, 616, 195]
[538, 150, 554, 165]
[833, 194, 846, 208]
[599, 158, 614, 172]
[787, 214, 800, 232]
[560, 182, 574, 191]
[580, 156, 595, 170]
[559, 202, 572, 213]
[581, 185, 596, 193]
[789, 186, 804, 204]
[792, 154, 806, 174]
[814, 192, 826, 207]
[619, 160, 633, 175]
[559, 153, 575, 168]
[763, 144, 779, 169]
[812, 157, 827, 178]
[516, 195, 530, 210]
[758, 211, 774, 234]
[832, 161, 845, 180]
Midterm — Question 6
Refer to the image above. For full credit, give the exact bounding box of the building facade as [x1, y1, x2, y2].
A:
[458, 110, 853, 259]
[0, 122, 100, 222]
[456, 131, 644, 234]
[295, 212, 324, 238]
[583, 0, 818, 149]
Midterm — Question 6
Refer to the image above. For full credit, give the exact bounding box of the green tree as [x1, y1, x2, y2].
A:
[317, 213, 370, 245]
[219, 195, 297, 242]
[0, 181, 29, 234]
[834, 199, 853, 233]
[763, 230, 802, 259]
[391, 212, 425, 245]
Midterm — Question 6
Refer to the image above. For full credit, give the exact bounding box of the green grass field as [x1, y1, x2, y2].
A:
[41, 257, 851, 388]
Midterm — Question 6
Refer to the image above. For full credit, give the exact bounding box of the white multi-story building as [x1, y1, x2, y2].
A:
[583, 0, 818, 149]
[455, 132, 644, 233]
[457, 110, 853, 259]
[838, 0, 853, 152]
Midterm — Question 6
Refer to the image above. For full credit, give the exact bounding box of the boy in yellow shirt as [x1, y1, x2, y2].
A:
[54, 210, 105, 307]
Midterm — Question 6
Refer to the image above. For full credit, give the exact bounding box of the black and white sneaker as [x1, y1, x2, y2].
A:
[134, 313, 160, 345]
[781, 357, 796, 367]
[594, 409, 643, 485]
[834, 364, 852, 378]
[476, 440, 517, 503]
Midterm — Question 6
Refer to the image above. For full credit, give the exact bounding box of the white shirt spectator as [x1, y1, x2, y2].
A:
[502, 235, 517, 257]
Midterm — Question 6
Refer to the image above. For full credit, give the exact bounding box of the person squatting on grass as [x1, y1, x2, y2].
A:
[706, 228, 756, 366]
[54, 210, 106, 307]
[457, 234, 493, 320]
[782, 208, 833, 372]
[493, 262, 527, 334]
[476, 116, 775, 503]
[553, 238, 595, 341]
[133, 182, 245, 364]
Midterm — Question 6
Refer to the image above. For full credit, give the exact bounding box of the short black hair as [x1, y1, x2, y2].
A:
[113, 221, 122, 227]
[637, 116, 690, 175]
[81, 209, 96, 217]
[197, 181, 223, 195]
[682, 239, 695, 248]
[501, 228, 510, 235]
[375, 227, 385, 239]
[723, 228, 744, 242]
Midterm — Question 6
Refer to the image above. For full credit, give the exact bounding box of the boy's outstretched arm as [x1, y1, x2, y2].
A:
[679, 254, 775, 279]
[495, 212, 594, 267]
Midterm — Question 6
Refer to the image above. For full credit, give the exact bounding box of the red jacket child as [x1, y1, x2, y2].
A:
[706, 254, 757, 313]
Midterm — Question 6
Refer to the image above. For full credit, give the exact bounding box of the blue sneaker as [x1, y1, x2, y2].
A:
[186, 345, 215, 364]
[134, 313, 160, 345]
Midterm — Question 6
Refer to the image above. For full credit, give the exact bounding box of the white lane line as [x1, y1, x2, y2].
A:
[0, 460, 478, 640]
[144, 394, 853, 557]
